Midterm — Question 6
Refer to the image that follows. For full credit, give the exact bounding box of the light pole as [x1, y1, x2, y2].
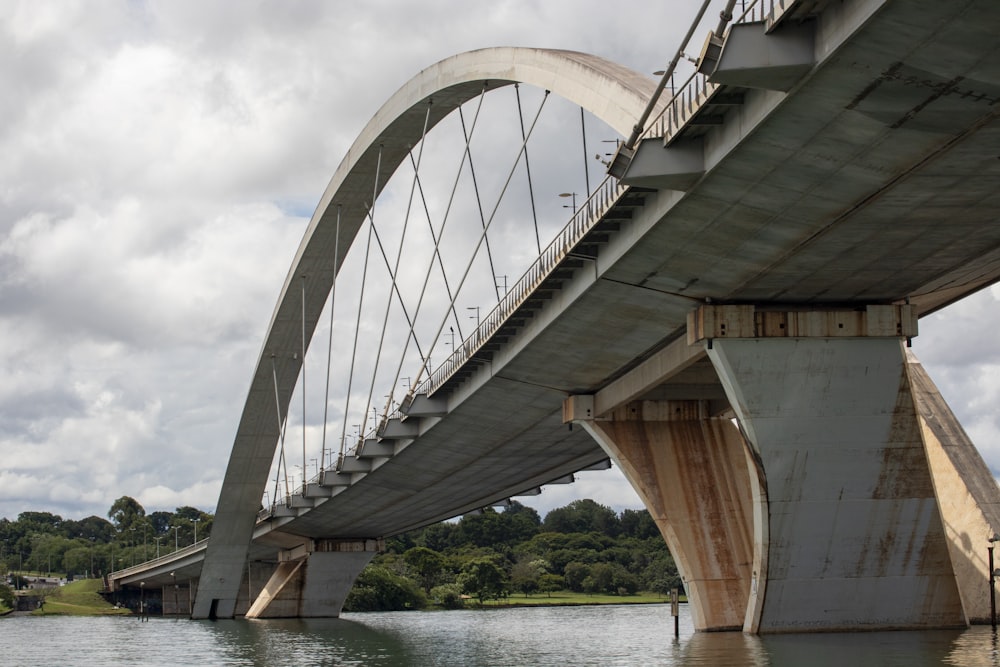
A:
[558, 191, 577, 213]
[129, 527, 136, 567]
[154, 536, 163, 558]
[990, 534, 1000, 628]
[192, 518, 201, 544]
[173, 525, 180, 551]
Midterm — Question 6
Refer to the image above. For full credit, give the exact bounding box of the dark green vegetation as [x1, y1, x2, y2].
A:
[2, 497, 680, 615]
[0, 496, 213, 579]
[344, 499, 681, 612]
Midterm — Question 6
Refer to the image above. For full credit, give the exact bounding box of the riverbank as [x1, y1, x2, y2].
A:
[19, 579, 131, 617]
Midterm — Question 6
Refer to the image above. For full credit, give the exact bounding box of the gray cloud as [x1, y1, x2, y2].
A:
[0, 1, 989, 525]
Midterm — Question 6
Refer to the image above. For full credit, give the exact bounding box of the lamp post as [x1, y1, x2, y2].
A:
[154, 536, 163, 558]
[990, 534, 1000, 628]
[129, 527, 136, 567]
[558, 191, 577, 213]
[173, 525, 180, 551]
[192, 518, 201, 544]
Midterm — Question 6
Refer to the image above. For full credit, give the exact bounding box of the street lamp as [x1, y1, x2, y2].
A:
[192, 518, 201, 544]
[989, 534, 1000, 628]
[558, 192, 577, 213]
[173, 525, 180, 551]
[154, 536, 163, 558]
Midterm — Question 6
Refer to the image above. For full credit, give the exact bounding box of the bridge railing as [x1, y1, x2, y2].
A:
[645, 0, 800, 145]
[108, 538, 209, 581]
[413, 175, 628, 399]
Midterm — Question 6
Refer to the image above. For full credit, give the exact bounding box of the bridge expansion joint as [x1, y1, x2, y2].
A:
[687, 304, 917, 345]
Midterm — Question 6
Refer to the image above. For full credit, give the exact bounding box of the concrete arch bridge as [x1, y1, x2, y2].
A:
[111, 0, 1000, 634]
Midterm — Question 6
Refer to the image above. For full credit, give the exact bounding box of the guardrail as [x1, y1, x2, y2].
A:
[108, 538, 209, 581]
[645, 0, 802, 144]
[411, 174, 628, 399]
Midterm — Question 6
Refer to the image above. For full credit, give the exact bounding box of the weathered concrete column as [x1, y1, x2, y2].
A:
[697, 305, 965, 632]
[245, 538, 381, 618]
[579, 401, 756, 631]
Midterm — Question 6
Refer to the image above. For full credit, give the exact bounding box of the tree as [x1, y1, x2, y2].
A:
[108, 496, 145, 533]
[510, 557, 545, 597]
[542, 499, 619, 536]
[538, 573, 564, 596]
[148, 511, 173, 535]
[458, 558, 508, 603]
[404, 546, 446, 594]
[64, 516, 115, 542]
[430, 583, 465, 609]
[564, 561, 591, 592]
[343, 565, 425, 611]
[619, 509, 659, 540]
[0, 583, 13, 610]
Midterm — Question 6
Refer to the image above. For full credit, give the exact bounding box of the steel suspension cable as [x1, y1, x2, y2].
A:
[300, 276, 306, 490]
[389, 86, 489, 398]
[270, 355, 290, 502]
[515, 84, 543, 256]
[580, 107, 591, 201]
[411, 90, 550, 389]
[320, 205, 341, 471]
[363, 103, 434, 431]
[407, 150, 465, 343]
[458, 105, 499, 302]
[337, 145, 383, 462]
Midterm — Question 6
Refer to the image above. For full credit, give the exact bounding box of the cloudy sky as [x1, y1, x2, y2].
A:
[2, 1, 998, 524]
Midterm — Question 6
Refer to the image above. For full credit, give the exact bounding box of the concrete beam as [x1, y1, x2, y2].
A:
[687, 304, 918, 344]
[358, 438, 395, 458]
[562, 336, 707, 420]
[709, 20, 815, 91]
[401, 393, 448, 417]
[619, 137, 705, 190]
[338, 457, 371, 473]
[379, 418, 420, 439]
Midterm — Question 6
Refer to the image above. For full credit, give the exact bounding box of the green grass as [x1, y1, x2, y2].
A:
[468, 590, 681, 608]
[32, 579, 132, 616]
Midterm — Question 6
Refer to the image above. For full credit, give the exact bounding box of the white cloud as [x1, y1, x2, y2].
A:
[0, 0, 993, 531]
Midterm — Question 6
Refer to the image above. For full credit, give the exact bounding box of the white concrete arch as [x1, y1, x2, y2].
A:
[195, 47, 661, 619]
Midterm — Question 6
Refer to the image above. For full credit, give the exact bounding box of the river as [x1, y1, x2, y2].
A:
[2, 604, 1000, 666]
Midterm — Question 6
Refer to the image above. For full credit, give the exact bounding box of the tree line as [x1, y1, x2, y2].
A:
[0, 496, 213, 578]
[344, 498, 680, 611]
[1, 496, 681, 611]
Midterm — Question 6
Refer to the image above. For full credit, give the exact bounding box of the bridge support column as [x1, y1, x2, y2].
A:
[245, 539, 381, 618]
[697, 305, 965, 632]
[579, 402, 756, 631]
